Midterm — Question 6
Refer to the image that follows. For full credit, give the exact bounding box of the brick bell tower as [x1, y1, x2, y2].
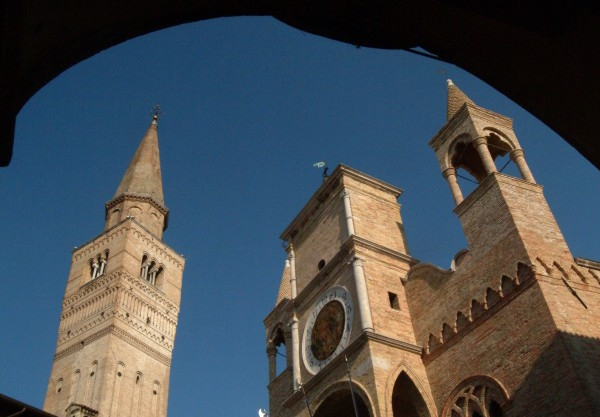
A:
[264, 165, 438, 417]
[43, 113, 185, 417]
[405, 80, 600, 416]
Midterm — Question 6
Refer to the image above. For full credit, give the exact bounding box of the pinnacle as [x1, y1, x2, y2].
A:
[447, 79, 476, 120]
[275, 259, 291, 306]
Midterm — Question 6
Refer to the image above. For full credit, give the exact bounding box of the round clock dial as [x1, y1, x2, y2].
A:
[302, 286, 353, 374]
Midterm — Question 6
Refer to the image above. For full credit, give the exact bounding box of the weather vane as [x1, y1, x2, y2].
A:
[150, 104, 164, 122]
[313, 160, 329, 181]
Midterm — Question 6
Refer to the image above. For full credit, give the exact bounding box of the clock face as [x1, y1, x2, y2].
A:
[302, 286, 353, 374]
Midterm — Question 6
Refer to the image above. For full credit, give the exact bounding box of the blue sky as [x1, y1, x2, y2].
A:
[1, 16, 599, 417]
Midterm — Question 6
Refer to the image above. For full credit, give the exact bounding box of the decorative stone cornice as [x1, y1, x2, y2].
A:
[54, 324, 171, 366]
[123, 271, 179, 313]
[105, 192, 168, 215]
[72, 225, 128, 260]
[63, 271, 121, 307]
[63, 269, 178, 313]
[72, 219, 184, 270]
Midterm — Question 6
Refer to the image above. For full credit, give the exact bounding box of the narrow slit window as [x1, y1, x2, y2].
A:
[388, 292, 400, 310]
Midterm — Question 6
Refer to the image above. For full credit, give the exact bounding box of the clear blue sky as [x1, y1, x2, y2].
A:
[1, 16, 599, 417]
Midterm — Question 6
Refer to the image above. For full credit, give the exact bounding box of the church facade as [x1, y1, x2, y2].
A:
[43, 114, 185, 417]
[264, 81, 600, 417]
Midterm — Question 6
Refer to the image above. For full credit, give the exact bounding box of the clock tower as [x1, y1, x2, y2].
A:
[264, 165, 437, 417]
[43, 115, 185, 417]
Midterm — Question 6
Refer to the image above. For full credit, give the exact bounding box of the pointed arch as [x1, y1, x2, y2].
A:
[385, 362, 437, 417]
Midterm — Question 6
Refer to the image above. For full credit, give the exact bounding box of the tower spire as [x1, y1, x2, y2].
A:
[113, 115, 164, 204]
[105, 111, 169, 238]
[446, 79, 476, 120]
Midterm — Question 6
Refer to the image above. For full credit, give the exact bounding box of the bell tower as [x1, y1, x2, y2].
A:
[405, 80, 600, 416]
[428, 79, 571, 267]
[43, 114, 185, 417]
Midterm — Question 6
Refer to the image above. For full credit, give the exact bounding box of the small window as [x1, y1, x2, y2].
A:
[388, 292, 400, 310]
[317, 259, 326, 271]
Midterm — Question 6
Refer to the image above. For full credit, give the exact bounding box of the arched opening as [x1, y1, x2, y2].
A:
[486, 133, 519, 178]
[268, 326, 287, 379]
[449, 138, 484, 197]
[451, 140, 487, 183]
[443, 376, 508, 417]
[109, 208, 120, 227]
[392, 372, 431, 417]
[314, 389, 371, 417]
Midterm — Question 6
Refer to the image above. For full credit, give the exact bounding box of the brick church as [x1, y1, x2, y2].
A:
[263, 81, 600, 417]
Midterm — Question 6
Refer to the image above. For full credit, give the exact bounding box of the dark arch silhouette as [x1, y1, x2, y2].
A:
[314, 388, 371, 417]
[1, 3, 599, 169]
[392, 372, 431, 417]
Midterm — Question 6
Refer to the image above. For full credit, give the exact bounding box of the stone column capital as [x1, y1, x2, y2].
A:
[442, 167, 457, 178]
[510, 148, 525, 159]
[473, 136, 488, 147]
[351, 256, 364, 267]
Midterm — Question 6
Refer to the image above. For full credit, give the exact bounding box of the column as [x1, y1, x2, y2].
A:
[473, 137, 497, 176]
[99, 258, 106, 276]
[510, 148, 536, 183]
[266, 343, 277, 383]
[288, 246, 297, 300]
[290, 313, 301, 391]
[91, 261, 99, 279]
[341, 190, 356, 237]
[443, 168, 464, 205]
[352, 257, 373, 332]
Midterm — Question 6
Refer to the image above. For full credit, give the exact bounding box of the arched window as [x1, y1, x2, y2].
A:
[89, 251, 109, 280]
[443, 376, 508, 417]
[140, 255, 149, 279]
